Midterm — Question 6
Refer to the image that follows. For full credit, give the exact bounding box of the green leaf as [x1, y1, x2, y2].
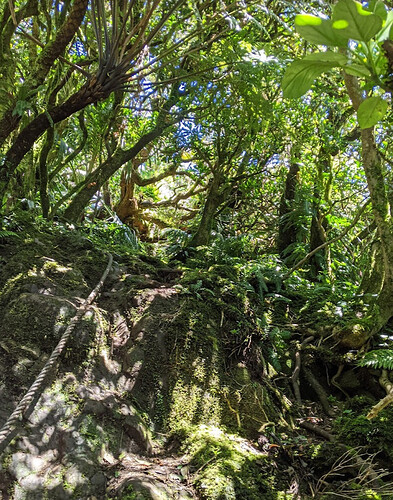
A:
[12, 100, 30, 117]
[357, 96, 388, 128]
[358, 349, 393, 370]
[282, 52, 347, 98]
[295, 15, 349, 47]
[375, 10, 393, 41]
[365, 0, 387, 21]
[332, 0, 383, 42]
[343, 64, 371, 77]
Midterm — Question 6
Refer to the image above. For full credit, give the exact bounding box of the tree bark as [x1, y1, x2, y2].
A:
[339, 73, 393, 347]
[62, 126, 171, 222]
[189, 172, 231, 247]
[277, 162, 300, 259]
[0, 0, 88, 146]
[0, 81, 109, 205]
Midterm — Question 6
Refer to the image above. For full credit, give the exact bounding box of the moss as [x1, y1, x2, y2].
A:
[182, 425, 275, 500]
[168, 377, 222, 433]
[333, 406, 393, 462]
[221, 365, 277, 435]
[122, 484, 152, 500]
[41, 259, 88, 295]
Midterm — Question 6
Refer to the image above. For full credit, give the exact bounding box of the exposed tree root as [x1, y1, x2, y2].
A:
[291, 336, 314, 406]
[331, 363, 349, 399]
[303, 367, 334, 417]
[367, 369, 393, 419]
[299, 420, 335, 442]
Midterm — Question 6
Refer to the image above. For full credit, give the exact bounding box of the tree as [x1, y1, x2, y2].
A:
[0, 0, 286, 221]
[282, 0, 393, 346]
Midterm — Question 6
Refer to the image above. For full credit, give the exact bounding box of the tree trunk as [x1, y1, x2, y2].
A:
[309, 149, 333, 279]
[338, 73, 393, 347]
[115, 171, 148, 236]
[0, 0, 88, 147]
[277, 162, 300, 259]
[63, 127, 169, 222]
[0, 82, 108, 206]
[189, 173, 230, 247]
[38, 128, 54, 218]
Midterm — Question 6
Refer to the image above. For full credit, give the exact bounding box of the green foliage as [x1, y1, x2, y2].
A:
[283, 0, 391, 128]
[334, 406, 393, 462]
[282, 53, 347, 98]
[267, 327, 291, 372]
[358, 349, 393, 370]
[294, 15, 349, 47]
[334, 411, 373, 444]
[357, 96, 389, 129]
[88, 220, 139, 251]
[0, 229, 19, 240]
[163, 228, 192, 258]
[332, 0, 383, 42]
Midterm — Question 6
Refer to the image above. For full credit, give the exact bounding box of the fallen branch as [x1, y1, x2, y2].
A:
[0, 254, 113, 455]
[303, 367, 335, 417]
[299, 421, 335, 442]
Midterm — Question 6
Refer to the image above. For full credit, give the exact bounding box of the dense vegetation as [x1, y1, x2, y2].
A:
[2, 0, 393, 498]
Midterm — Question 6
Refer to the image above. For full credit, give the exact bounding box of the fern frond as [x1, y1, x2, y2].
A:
[0, 229, 19, 239]
[358, 349, 393, 371]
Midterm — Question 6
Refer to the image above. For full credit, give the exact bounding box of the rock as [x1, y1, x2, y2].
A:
[9, 453, 31, 480]
[119, 476, 194, 500]
[19, 474, 45, 490]
[90, 471, 106, 491]
[64, 465, 86, 489]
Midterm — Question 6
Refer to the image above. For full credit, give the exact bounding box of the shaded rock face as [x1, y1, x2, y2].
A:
[0, 237, 283, 499]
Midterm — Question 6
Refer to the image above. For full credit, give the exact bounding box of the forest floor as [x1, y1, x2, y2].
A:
[1, 222, 393, 499]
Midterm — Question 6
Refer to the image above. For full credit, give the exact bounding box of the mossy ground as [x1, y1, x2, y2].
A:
[1, 220, 393, 498]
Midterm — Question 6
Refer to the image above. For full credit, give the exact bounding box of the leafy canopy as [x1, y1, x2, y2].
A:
[282, 0, 392, 128]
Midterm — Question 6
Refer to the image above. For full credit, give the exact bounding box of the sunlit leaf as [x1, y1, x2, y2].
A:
[365, 0, 387, 21]
[343, 64, 371, 77]
[357, 96, 388, 128]
[358, 349, 393, 370]
[295, 16, 349, 47]
[282, 52, 347, 98]
[375, 10, 393, 41]
[332, 0, 383, 42]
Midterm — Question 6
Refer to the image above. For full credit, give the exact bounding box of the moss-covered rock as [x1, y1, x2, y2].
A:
[182, 425, 276, 500]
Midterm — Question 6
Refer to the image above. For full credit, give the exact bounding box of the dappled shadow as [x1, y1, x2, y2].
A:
[0, 237, 289, 498]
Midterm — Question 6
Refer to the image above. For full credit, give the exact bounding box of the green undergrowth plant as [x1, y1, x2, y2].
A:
[333, 404, 393, 462]
[358, 349, 393, 370]
[0, 228, 20, 240]
[163, 228, 192, 258]
[181, 424, 276, 500]
[86, 219, 139, 253]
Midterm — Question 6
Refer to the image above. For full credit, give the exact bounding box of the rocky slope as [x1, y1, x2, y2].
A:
[1, 221, 393, 499]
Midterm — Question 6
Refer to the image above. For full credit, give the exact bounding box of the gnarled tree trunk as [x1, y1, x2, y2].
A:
[337, 74, 393, 348]
[189, 172, 231, 247]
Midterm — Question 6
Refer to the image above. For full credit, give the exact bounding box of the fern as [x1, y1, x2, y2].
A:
[0, 229, 19, 239]
[163, 228, 191, 257]
[358, 349, 393, 371]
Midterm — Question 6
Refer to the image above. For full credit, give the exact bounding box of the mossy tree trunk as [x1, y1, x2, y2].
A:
[189, 171, 231, 247]
[339, 74, 393, 347]
[277, 162, 300, 259]
[309, 149, 333, 279]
